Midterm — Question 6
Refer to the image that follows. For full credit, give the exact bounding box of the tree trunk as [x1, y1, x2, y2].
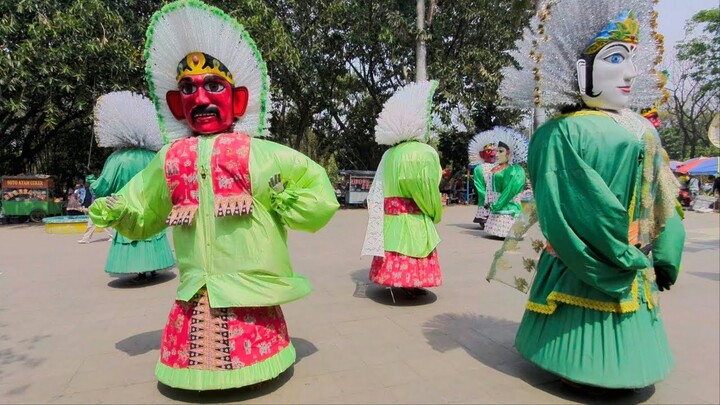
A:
[416, 0, 427, 82]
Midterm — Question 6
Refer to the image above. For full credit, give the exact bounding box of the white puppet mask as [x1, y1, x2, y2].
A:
[577, 41, 638, 111]
[575, 11, 641, 111]
[496, 144, 511, 165]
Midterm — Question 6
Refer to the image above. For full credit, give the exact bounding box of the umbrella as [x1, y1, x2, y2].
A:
[685, 157, 719, 176]
[669, 160, 681, 171]
[676, 157, 709, 174]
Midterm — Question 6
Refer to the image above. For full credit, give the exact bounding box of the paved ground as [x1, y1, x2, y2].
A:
[0, 206, 718, 404]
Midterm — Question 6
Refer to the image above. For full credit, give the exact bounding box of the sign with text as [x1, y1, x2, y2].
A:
[2, 178, 52, 190]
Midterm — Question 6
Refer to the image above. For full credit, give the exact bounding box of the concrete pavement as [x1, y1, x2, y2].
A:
[0, 206, 718, 404]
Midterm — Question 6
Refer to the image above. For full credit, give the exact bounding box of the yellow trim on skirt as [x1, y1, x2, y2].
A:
[526, 277, 641, 314]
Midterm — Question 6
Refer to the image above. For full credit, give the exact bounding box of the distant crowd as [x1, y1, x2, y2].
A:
[64, 179, 95, 215]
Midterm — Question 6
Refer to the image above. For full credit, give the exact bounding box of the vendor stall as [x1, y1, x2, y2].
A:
[338, 170, 375, 207]
[1, 176, 62, 222]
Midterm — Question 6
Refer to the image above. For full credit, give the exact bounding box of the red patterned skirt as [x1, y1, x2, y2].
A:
[369, 249, 442, 288]
[156, 288, 296, 390]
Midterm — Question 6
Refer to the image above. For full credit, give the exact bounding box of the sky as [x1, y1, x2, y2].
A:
[656, 0, 718, 64]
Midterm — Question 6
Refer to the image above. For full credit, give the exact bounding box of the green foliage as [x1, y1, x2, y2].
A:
[216, 0, 533, 172]
[665, 8, 720, 160]
[660, 125, 718, 160]
[0, 0, 152, 189]
[321, 153, 340, 187]
[1, 0, 535, 189]
[430, 0, 532, 171]
[677, 8, 719, 94]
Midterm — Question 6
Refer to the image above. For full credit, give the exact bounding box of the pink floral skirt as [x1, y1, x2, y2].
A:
[370, 249, 442, 288]
[159, 288, 290, 371]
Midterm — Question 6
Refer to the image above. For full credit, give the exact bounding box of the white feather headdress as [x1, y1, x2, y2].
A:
[492, 127, 529, 164]
[145, 0, 271, 142]
[470, 127, 530, 165]
[374, 81, 438, 146]
[93, 91, 164, 151]
[500, 13, 543, 109]
[468, 132, 497, 165]
[501, 0, 662, 109]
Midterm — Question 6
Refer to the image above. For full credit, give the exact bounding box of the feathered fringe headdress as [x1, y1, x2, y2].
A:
[93, 91, 164, 151]
[145, 0, 271, 142]
[501, 0, 663, 110]
[374, 81, 438, 146]
[501, 13, 544, 108]
[468, 132, 497, 165]
[479, 127, 529, 165]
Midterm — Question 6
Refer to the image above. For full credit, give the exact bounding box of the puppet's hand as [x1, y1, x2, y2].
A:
[106, 194, 123, 210]
[655, 268, 672, 292]
[269, 173, 285, 194]
[89, 194, 126, 228]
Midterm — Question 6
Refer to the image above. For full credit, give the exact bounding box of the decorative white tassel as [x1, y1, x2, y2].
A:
[94, 91, 164, 151]
[374, 80, 438, 146]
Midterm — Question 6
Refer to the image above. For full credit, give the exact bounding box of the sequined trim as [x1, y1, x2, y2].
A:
[526, 277, 640, 314]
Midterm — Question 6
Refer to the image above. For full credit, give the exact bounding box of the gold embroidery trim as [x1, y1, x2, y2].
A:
[554, 110, 608, 119]
[642, 275, 654, 309]
[525, 277, 640, 314]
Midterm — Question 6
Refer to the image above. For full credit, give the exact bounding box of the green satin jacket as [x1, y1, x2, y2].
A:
[527, 110, 684, 313]
[382, 141, 442, 258]
[491, 165, 525, 216]
[90, 134, 339, 308]
[91, 148, 166, 244]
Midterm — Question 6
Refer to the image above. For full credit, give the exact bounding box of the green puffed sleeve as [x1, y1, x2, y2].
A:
[473, 165, 486, 207]
[490, 165, 525, 213]
[529, 119, 650, 298]
[89, 146, 172, 240]
[652, 211, 685, 285]
[264, 141, 339, 233]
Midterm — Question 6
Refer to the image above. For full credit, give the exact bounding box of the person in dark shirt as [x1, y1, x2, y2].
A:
[81, 181, 93, 208]
[711, 175, 720, 211]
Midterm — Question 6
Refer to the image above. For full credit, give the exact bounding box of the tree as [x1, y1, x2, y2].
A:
[218, 0, 534, 172]
[428, 0, 533, 170]
[664, 8, 720, 159]
[664, 63, 718, 159]
[1, 0, 536, 189]
[677, 8, 719, 95]
[0, 0, 152, 189]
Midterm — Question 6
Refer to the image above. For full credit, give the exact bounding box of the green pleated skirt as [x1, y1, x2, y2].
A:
[105, 231, 175, 274]
[515, 283, 673, 388]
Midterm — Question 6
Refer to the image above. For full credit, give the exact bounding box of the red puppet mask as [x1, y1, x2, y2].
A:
[479, 144, 496, 164]
[642, 109, 661, 130]
[166, 52, 249, 135]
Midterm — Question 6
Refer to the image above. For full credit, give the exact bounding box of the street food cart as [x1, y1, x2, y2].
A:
[1, 175, 62, 222]
[337, 170, 375, 207]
